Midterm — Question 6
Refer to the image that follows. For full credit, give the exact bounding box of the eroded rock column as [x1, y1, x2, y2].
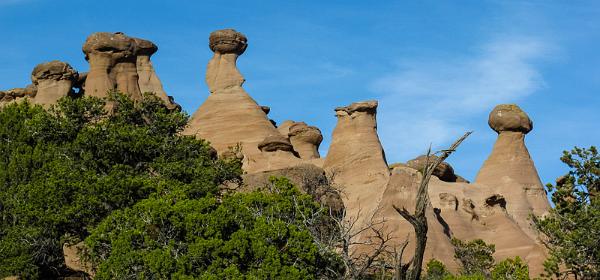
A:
[288, 122, 323, 159]
[134, 38, 178, 109]
[30, 61, 78, 106]
[83, 32, 142, 100]
[184, 29, 281, 168]
[475, 104, 550, 236]
[323, 101, 390, 221]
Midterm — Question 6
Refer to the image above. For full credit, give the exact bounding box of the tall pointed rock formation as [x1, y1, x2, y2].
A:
[134, 38, 178, 109]
[184, 29, 281, 165]
[323, 101, 390, 220]
[475, 104, 550, 237]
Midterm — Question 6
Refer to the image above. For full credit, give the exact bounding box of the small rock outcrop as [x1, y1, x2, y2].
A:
[242, 164, 344, 215]
[406, 154, 457, 182]
[475, 104, 551, 238]
[63, 242, 95, 277]
[31, 61, 78, 106]
[288, 122, 323, 159]
[258, 134, 294, 152]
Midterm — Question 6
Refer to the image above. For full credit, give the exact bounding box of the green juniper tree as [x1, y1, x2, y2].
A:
[534, 146, 600, 279]
[0, 93, 241, 278]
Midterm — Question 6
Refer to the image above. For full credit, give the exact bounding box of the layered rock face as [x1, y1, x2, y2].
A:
[184, 29, 284, 169]
[475, 104, 550, 238]
[323, 101, 390, 221]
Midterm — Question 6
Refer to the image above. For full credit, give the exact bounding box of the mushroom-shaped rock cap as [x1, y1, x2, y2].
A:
[209, 29, 248, 55]
[82, 32, 136, 58]
[406, 154, 457, 182]
[335, 100, 378, 115]
[133, 37, 158, 56]
[289, 122, 323, 144]
[258, 134, 294, 152]
[31, 61, 78, 83]
[488, 104, 533, 134]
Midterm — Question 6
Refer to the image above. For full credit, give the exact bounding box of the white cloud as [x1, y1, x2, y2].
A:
[371, 36, 552, 162]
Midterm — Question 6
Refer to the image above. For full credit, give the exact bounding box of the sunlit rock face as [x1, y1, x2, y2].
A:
[475, 104, 551, 240]
[82, 32, 178, 108]
[0, 28, 554, 277]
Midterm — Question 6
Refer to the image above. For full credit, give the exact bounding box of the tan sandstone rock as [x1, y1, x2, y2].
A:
[184, 29, 282, 170]
[134, 37, 178, 109]
[30, 60, 78, 106]
[406, 154, 458, 182]
[241, 164, 344, 215]
[323, 100, 390, 225]
[63, 242, 95, 277]
[288, 122, 323, 159]
[83, 32, 135, 98]
[475, 104, 551, 239]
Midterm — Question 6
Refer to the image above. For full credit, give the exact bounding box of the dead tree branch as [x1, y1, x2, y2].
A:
[393, 131, 472, 280]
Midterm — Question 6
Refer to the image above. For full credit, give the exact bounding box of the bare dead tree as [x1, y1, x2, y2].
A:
[392, 131, 472, 280]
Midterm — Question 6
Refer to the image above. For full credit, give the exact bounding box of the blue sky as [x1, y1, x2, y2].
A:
[1, 0, 599, 186]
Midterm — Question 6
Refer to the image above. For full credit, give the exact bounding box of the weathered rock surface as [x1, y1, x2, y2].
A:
[242, 164, 344, 215]
[83, 32, 136, 98]
[134, 37, 178, 109]
[63, 242, 95, 277]
[323, 100, 390, 225]
[31, 61, 78, 106]
[288, 122, 323, 159]
[82, 32, 175, 107]
[406, 154, 457, 182]
[184, 29, 283, 171]
[475, 104, 550, 239]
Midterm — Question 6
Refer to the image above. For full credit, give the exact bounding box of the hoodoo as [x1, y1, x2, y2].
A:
[288, 122, 323, 159]
[30, 61, 78, 106]
[184, 29, 282, 166]
[323, 100, 390, 220]
[0, 29, 558, 277]
[475, 104, 550, 236]
[134, 38, 178, 109]
[83, 32, 137, 99]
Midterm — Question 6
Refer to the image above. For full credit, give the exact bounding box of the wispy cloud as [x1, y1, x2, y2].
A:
[372, 36, 553, 162]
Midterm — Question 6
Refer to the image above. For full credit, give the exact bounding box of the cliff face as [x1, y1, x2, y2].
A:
[1, 29, 553, 277]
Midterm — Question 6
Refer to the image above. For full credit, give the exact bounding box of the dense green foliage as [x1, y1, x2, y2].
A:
[85, 177, 343, 279]
[450, 238, 495, 277]
[0, 94, 241, 278]
[424, 255, 529, 280]
[534, 146, 600, 279]
[423, 239, 529, 280]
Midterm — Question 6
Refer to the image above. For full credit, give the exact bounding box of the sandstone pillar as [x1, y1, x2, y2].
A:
[288, 122, 323, 159]
[30, 61, 78, 106]
[323, 101, 390, 222]
[184, 29, 281, 165]
[475, 104, 551, 237]
[134, 38, 177, 109]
